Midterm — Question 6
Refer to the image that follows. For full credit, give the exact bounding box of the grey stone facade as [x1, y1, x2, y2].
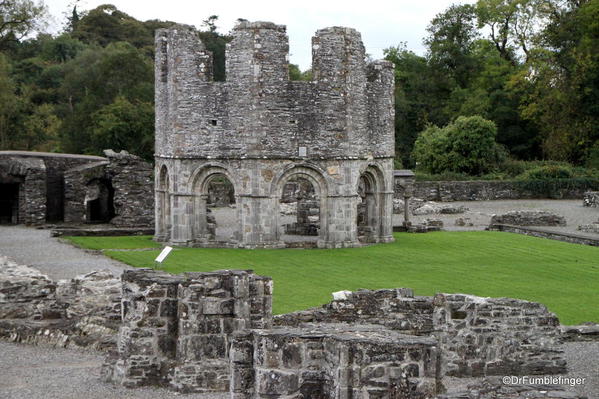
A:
[154, 22, 395, 248]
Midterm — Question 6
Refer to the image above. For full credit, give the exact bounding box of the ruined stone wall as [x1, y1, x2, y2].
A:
[230, 324, 438, 399]
[103, 268, 272, 393]
[274, 288, 435, 335]
[154, 22, 395, 249]
[433, 294, 566, 377]
[0, 256, 121, 350]
[583, 191, 599, 207]
[275, 289, 566, 378]
[400, 180, 598, 202]
[0, 151, 108, 224]
[63, 150, 154, 226]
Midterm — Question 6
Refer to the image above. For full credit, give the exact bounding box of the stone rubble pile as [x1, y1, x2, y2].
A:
[0, 256, 120, 350]
[490, 210, 567, 226]
[582, 191, 599, 207]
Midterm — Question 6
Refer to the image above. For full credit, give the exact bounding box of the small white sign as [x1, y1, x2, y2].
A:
[298, 146, 307, 157]
[155, 246, 173, 263]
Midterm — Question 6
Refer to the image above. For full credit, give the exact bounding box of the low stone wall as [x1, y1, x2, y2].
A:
[490, 210, 567, 226]
[102, 268, 273, 393]
[274, 288, 434, 335]
[583, 191, 599, 207]
[489, 224, 599, 246]
[0, 256, 121, 350]
[275, 288, 566, 378]
[398, 180, 596, 202]
[231, 324, 438, 399]
[433, 294, 565, 377]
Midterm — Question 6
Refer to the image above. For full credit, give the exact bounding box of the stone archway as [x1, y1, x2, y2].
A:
[85, 178, 115, 223]
[273, 165, 329, 245]
[357, 165, 385, 243]
[190, 165, 240, 244]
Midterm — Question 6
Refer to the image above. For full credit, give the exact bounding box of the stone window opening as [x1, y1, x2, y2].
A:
[209, 119, 218, 126]
[85, 178, 115, 223]
[279, 176, 321, 244]
[0, 183, 20, 224]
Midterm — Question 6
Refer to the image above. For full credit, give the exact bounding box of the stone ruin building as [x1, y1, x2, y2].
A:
[154, 21, 395, 248]
[95, 268, 576, 398]
[0, 150, 154, 227]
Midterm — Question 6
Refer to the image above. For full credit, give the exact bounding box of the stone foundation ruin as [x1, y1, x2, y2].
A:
[92, 269, 573, 398]
[154, 22, 395, 248]
[0, 150, 154, 227]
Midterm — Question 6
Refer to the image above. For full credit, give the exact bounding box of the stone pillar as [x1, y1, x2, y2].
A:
[170, 194, 194, 245]
[106, 269, 183, 388]
[323, 195, 359, 248]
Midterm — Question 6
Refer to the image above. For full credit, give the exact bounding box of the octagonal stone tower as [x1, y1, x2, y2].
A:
[154, 21, 395, 248]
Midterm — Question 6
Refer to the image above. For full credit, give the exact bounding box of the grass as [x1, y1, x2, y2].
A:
[65, 232, 599, 324]
[64, 235, 161, 250]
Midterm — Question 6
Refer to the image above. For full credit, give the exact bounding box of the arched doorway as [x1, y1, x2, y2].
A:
[275, 166, 328, 246]
[191, 166, 239, 244]
[357, 168, 383, 243]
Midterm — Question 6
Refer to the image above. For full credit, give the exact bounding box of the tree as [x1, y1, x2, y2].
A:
[90, 96, 154, 160]
[412, 116, 505, 175]
[476, 0, 548, 64]
[425, 4, 479, 88]
[0, 0, 47, 50]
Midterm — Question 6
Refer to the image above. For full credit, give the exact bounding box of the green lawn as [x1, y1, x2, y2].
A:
[66, 232, 599, 324]
[64, 235, 161, 250]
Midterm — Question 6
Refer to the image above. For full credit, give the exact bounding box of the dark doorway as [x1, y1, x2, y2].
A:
[85, 179, 115, 223]
[0, 183, 19, 224]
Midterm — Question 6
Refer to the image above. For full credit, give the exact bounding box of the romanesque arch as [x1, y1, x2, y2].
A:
[357, 164, 386, 243]
[272, 164, 329, 243]
[189, 164, 240, 243]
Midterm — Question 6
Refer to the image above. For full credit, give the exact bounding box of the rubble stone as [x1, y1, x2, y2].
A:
[490, 210, 567, 226]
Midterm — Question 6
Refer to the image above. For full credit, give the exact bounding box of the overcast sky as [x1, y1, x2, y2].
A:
[43, 0, 476, 70]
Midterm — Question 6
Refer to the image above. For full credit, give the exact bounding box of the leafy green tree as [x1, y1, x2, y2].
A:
[90, 96, 154, 160]
[0, 0, 47, 50]
[413, 116, 505, 175]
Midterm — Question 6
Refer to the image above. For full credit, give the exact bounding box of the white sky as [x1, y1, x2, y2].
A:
[43, 0, 476, 70]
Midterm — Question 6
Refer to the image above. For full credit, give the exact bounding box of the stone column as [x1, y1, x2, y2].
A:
[170, 193, 194, 245]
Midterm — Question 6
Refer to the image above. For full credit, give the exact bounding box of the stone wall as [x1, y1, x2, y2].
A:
[0, 256, 121, 350]
[583, 191, 599, 207]
[433, 294, 566, 377]
[63, 150, 154, 226]
[437, 379, 587, 399]
[275, 288, 566, 378]
[103, 268, 272, 393]
[398, 180, 597, 202]
[230, 324, 438, 399]
[490, 210, 567, 226]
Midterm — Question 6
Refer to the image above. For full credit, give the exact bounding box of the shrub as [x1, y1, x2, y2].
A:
[412, 116, 505, 175]
[519, 165, 574, 180]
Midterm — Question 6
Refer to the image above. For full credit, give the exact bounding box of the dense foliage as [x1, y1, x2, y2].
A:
[387, 0, 599, 172]
[0, 1, 597, 172]
[413, 116, 505, 175]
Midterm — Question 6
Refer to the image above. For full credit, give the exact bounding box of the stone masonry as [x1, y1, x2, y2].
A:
[102, 268, 273, 393]
[583, 191, 599, 207]
[154, 22, 395, 248]
[489, 210, 567, 227]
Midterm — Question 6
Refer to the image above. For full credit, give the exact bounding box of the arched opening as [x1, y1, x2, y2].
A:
[157, 165, 171, 240]
[85, 178, 115, 223]
[357, 170, 381, 243]
[205, 174, 237, 242]
[191, 167, 239, 244]
[278, 173, 325, 245]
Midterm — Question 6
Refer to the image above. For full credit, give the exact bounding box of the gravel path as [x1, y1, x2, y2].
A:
[0, 341, 226, 399]
[395, 199, 599, 237]
[0, 225, 131, 280]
